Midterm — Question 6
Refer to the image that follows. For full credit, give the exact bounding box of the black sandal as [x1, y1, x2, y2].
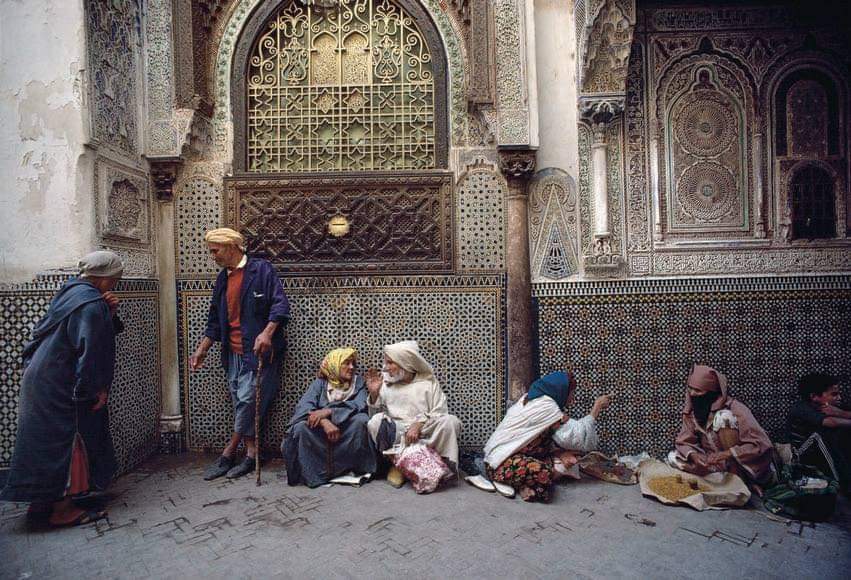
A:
[51, 509, 107, 527]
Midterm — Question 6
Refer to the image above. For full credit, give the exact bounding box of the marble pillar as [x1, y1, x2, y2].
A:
[499, 148, 537, 400]
[153, 161, 184, 453]
[579, 98, 623, 273]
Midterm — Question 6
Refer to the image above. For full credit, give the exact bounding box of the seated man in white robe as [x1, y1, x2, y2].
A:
[365, 341, 462, 486]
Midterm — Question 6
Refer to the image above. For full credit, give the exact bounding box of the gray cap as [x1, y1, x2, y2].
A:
[78, 250, 124, 278]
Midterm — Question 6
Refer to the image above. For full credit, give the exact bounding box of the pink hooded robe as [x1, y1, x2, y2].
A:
[674, 365, 774, 485]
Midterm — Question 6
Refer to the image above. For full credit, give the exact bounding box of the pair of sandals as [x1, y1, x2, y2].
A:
[464, 474, 516, 498]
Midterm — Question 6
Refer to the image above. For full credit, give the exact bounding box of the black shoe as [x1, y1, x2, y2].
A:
[226, 456, 257, 479]
[204, 455, 234, 480]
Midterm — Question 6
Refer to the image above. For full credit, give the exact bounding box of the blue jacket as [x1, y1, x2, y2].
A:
[205, 256, 290, 370]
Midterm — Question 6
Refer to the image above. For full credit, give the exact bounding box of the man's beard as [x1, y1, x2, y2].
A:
[382, 368, 408, 385]
[691, 391, 719, 426]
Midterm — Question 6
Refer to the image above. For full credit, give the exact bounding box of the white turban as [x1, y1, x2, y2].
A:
[204, 227, 245, 250]
[78, 250, 124, 278]
[383, 340, 434, 380]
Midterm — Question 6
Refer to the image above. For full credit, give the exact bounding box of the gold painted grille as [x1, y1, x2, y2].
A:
[247, 0, 435, 172]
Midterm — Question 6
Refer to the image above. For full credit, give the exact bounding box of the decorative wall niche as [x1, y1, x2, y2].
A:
[662, 62, 750, 236]
[770, 64, 848, 242]
[529, 168, 580, 281]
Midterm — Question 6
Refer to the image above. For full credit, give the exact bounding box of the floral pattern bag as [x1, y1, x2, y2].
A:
[395, 443, 452, 494]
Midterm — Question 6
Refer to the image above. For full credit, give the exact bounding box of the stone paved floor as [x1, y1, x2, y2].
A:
[1, 453, 849, 579]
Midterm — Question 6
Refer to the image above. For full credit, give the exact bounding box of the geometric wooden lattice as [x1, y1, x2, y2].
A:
[224, 171, 454, 273]
[246, 0, 436, 172]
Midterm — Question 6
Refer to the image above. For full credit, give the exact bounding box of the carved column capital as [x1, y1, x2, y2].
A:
[498, 147, 537, 180]
[579, 96, 625, 126]
[149, 159, 183, 201]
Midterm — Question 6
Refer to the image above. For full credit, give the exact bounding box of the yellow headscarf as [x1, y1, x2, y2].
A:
[319, 347, 357, 391]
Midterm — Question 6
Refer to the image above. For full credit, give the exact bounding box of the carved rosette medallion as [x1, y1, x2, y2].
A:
[676, 163, 738, 222]
[674, 94, 737, 158]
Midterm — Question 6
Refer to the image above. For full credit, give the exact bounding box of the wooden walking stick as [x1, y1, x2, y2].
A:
[255, 357, 264, 486]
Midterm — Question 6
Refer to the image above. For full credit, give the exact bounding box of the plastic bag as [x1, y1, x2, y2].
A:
[395, 443, 452, 494]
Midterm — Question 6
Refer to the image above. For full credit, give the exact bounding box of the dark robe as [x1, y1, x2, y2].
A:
[1, 279, 120, 503]
[282, 376, 376, 487]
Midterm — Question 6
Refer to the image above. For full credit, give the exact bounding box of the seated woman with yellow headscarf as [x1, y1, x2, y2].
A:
[282, 348, 376, 487]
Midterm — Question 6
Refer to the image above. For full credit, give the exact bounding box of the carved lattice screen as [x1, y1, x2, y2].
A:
[246, 0, 435, 172]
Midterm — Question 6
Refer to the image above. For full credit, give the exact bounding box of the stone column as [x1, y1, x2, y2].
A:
[591, 123, 610, 238]
[579, 98, 623, 272]
[650, 136, 663, 242]
[752, 131, 766, 238]
[499, 147, 537, 401]
[152, 161, 184, 453]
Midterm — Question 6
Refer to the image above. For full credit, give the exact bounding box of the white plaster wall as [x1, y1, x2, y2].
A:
[0, 0, 94, 283]
[534, 0, 579, 176]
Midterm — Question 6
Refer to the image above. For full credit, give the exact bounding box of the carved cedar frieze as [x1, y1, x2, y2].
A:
[224, 172, 454, 274]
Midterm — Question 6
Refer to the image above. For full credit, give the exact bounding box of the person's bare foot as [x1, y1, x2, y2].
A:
[519, 486, 535, 501]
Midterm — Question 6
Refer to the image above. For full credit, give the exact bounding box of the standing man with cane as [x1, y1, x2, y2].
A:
[190, 228, 290, 480]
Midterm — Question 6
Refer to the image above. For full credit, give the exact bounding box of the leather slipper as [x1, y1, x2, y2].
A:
[464, 475, 496, 492]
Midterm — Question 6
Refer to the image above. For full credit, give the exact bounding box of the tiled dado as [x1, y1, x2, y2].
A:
[177, 275, 506, 452]
[534, 275, 851, 458]
[0, 277, 161, 475]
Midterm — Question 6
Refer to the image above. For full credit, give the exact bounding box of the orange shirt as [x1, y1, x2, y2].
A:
[226, 268, 244, 354]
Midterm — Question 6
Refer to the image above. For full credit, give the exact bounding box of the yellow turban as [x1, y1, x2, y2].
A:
[204, 228, 245, 250]
[319, 347, 357, 390]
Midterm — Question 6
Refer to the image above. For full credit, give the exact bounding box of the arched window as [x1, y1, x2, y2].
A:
[790, 165, 836, 239]
[774, 69, 841, 158]
[235, 0, 446, 173]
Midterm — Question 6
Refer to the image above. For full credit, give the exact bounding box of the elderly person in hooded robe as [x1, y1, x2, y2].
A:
[480, 371, 611, 502]
[1, 251, 124, 526]
[669, 364, 774, 488]
[365, 340, 462, 485]
[283, 348, 376, 487]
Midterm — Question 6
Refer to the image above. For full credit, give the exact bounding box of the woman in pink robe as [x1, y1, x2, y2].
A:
[673, 365, 775, 487]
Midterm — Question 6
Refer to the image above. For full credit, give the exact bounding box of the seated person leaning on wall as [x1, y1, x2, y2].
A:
[788, 372, 851, 493]
[669, 365, 774, 490]
[282, 348, 376, 487]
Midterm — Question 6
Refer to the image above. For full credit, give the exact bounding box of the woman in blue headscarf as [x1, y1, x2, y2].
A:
[479, 371, 611, 502]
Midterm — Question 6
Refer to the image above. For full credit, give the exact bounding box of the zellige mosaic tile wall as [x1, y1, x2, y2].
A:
[534, 275, 851, 458]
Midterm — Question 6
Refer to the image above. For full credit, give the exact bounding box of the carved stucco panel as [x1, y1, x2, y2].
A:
[529, 168, 580, 281]
[86, 0, 141, 156]
[624, 41, 651, 253]
[655, 54, 756, 240]
[581, 0, 636, 95]
[493, 0, 529, 144]
[456, 161, 507, 272]
[653, 247, 851, 275]
[606, 119, 625, 254]
[146, 0, 178, 156]
[577, 124, 593, 255]
[97, 159, 149, 240]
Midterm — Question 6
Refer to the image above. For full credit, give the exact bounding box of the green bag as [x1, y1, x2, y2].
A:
[763, 463, 839, 521]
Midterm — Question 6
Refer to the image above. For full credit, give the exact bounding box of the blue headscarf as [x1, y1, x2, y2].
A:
[526, 371, 572, 410]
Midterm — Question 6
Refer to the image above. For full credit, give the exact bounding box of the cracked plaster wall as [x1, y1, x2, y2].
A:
[0, 0, 94, 283]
